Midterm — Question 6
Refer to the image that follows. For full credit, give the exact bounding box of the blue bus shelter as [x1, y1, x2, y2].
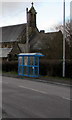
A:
[18, 53, 44, 77]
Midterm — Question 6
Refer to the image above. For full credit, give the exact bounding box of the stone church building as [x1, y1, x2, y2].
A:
[0, 3, 65, 76]
[0, 3, 63, 61]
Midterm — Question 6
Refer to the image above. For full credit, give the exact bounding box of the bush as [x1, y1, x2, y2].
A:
[40, 60, 72, 78]
[40, 62, 62, 77]
[2, 61, 18, 72]
[40, 63, 47, 76]
[2, 60, 72, 78]
[65, 62, 72, 78]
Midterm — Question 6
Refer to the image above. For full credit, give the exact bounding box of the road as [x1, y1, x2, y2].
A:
[2, 76, 71, 118]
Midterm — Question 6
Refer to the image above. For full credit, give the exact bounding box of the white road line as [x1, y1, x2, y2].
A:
[19, 85, 47, 94]
[19, 86, 72, 101]
[62, 97, 72, 101]
[52, 82, 71, 87]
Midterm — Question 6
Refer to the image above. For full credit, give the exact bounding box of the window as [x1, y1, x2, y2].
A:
[29, 67, 33, 76]
[23, 66, 28, 75]
[19, 57, 22, 65]
[35, 67, 38, 76]
[19, 66, 23, 75]
[35, 56, 39, 65]
[29, 56, 34, 65]
[24, 56, 28, 65]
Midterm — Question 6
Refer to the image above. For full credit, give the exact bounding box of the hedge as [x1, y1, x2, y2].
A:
[2, 61, 18, 72]
[1, 60, 72, 78]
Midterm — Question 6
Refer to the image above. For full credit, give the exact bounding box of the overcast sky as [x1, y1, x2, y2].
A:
[0, 0, 71, 32]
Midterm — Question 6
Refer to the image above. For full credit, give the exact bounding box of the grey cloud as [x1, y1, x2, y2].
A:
[2, 2, 31, 17]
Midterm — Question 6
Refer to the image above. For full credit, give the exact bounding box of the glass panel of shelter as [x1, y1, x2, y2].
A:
[35, 56, 39, 66]
[19, 56, 23, 65]
[24, 56, 28, 65]
[19, 66, 23, 75]
[18, 56, 23, 75]
[28, 56, 34, 65]
[24, 66, 28, 75]
[28, 56, 34, 76]
[35, 67, 38, 76]
[34, 56, 39, 76]
[23, 56, 34, 66]
[23, 56, 28, 75]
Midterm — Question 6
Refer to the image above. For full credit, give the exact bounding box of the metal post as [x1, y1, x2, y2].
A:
[38, 57, 40, 77]
[63, 0, 65, 77]
[26, 8, 29, 53]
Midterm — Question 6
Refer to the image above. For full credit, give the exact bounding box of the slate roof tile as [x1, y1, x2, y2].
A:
[0, 23, 26, 43]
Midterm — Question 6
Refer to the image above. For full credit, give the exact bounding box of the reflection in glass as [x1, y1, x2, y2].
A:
[19, 57, 22, 65]
[35, 56, 38, 65]
[24, 56, 28, 65]
[19, 66, 23, 75]
[29, 67, 33, 75]
[29, 56, 34, 65]
[24, 66, 28, 75]
[35, 67, 38, 75]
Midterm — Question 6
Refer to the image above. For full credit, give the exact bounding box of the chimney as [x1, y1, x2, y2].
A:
[40, 30, 45, 33]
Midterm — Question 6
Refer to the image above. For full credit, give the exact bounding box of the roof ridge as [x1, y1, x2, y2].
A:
[0, 23, 26, 28]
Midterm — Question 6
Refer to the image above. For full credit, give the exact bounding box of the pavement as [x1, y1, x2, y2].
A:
[2, 76, 71, 118]
[2, 72, 72, 87]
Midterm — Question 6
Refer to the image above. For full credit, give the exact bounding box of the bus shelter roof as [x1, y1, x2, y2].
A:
[18, 53, 44, 57]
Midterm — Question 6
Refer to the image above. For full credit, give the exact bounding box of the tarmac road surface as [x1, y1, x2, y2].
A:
[2, 76, 71, 118]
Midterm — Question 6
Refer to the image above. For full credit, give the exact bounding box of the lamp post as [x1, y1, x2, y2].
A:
[26, 8, 29, 53]
[63, 0, 65, 77]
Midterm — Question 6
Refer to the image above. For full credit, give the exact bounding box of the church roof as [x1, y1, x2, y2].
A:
[30, 30, 62, 49]
[0, 48, 12, 58]
[30, 30, 63, 59]
[0, 23, 26, 43]
[18, 43, 26, 53]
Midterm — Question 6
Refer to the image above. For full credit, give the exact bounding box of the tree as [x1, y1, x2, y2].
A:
[55, 20, 72, 46]
[55, 20, 72, 59]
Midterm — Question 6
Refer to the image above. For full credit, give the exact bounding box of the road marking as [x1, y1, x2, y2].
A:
[51, 82, 71, 87]
[62, 97, 72, 101]
[19, 86, 72, 101]
[19, 85, 47, 94]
